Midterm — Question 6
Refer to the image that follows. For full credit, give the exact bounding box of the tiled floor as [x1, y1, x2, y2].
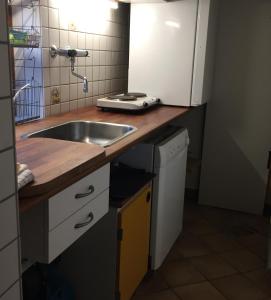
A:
[132, 201, 271, 300]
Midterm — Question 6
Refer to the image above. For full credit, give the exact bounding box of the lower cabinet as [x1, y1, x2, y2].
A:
[57, 183, 152, 300]
[116, 184, 152, 300]
[20, 164, 110, 264]
[57, 209, 118, 300]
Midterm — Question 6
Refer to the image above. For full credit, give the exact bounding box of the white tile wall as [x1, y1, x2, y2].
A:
[0, 3, 20, 298]
[39, 2, 130, 116]
[0, 240, 20, 296]
[0, 149, 16, 201]
[60, 101, 69, 113]
[48, 7, 59, 29]
[59, 84, 69, 102]
[60, 67, 70, 85]
[40, 6, 49, 27]
[0, 99, 13, 151]
[0, 44, 10, 98]
[59, 30, 69, 48]
[49, 28, 60, 47]
[0, 196, 18, 250]
[0, 1, 7, 41]
[0, 282, 21, 300]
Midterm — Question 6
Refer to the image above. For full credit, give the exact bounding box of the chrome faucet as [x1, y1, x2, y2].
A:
[71, 57, 88, 93]
[50, 45, 89, 94]
[13, 83, 31, 103]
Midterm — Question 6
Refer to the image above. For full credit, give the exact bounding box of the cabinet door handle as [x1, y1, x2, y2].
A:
[75, 185, 95, 199]
[74, 212, 94, 229]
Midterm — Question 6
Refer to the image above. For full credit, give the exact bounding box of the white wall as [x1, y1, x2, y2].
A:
[199, 0, 271, 214]
[173, 106, 206, 190]
[0, 1, 21, 299]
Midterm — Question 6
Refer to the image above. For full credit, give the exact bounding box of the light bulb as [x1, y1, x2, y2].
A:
[109, 0, 119, 9]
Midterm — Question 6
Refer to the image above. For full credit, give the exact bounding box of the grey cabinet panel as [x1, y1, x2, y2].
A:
[58, 209, 118, 300]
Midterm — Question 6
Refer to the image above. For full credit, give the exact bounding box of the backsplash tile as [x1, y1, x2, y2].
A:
[39, 0, 130, 117]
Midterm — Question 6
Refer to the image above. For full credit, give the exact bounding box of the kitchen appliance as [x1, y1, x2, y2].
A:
[97, 93, 160, 111]
[117, 127, 189, 269]
[128, 0, 217, 106]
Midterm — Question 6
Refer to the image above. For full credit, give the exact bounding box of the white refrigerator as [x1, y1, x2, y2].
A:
[128, 0, 217, 106]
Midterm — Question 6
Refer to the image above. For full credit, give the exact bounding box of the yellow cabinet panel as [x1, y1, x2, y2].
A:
[118, 185, 151, 300]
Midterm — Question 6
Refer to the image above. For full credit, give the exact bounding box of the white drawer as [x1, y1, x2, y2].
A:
[0, 196, 18, 249]
[0, 282, 21, 300]
[48, 189, 109, 262]
[49, 164, 110, 230]
[0, 240, 19, 296]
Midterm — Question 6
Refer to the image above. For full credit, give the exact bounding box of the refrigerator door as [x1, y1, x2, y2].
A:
[129, 0, 216, 107]
[128, 0, 198, 106]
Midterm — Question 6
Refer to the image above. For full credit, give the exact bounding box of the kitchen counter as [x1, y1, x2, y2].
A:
[16, 105, 190, 212]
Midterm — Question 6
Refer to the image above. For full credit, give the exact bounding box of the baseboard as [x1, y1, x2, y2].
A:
[264, 204, 271, 217]
[185, 188, 199, 203]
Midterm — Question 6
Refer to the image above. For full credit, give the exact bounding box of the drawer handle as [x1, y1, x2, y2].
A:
[74, 212, 94, 229]
[75, 185, 95, 199]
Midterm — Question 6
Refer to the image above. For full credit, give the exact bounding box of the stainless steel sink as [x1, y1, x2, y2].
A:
[25, 121, 137, 147]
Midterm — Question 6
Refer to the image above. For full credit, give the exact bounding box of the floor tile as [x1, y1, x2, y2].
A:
[199, 206, 234, 228]
[132, 289, 180, 300]
[247, 243, 268, 261]
[190, 254, 238, 279]
[183, 205, 204, 223]
[200, 233, 243, 253]
[238, 233, 268, 248]
[175, 234, 212, 258]
[244, 268, 271, 296]
[174, 281, 227, 300]
[211, 274, 268, 300]
[160, 259, 205, 287]
[184, 219, 218, 236]
[237, 233, 268, 260]
[135, 272, 169, 295]
[220, 249, 265, 272]
[164, 243, 184, 263]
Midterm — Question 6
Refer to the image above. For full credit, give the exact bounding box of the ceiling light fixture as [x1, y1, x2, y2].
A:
[109, 0, 119, 9]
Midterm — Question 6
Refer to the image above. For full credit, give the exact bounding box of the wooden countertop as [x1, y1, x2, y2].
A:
[16, 105, 190, 212]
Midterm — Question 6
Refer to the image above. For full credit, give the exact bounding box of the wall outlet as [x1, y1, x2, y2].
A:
[51, 87, 61, 104]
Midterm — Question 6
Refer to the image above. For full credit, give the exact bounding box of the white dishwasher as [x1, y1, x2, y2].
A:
[118, 127, 189, 269]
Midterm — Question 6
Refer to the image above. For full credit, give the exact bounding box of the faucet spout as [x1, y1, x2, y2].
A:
[71, 61, 88, 94]
[83, 77, 88, 93]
